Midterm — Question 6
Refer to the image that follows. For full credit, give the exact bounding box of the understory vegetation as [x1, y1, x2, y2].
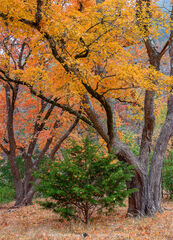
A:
[35, 137, 136, 224]
[0, 135, 172, 210]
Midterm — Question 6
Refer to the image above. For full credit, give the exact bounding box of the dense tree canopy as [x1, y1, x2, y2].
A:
[0, 0, 171, 98]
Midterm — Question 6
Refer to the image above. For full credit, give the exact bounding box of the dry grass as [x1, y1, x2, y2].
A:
[0, 199, 172, 240]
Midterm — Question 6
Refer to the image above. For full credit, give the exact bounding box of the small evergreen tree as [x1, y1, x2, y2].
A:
[36, 137, 136, 224]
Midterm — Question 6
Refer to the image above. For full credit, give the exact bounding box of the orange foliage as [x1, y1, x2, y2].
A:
[0, 0, 172, 148]
[0, 0, 171, 102]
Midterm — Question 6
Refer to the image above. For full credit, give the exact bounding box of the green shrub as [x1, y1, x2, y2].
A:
[36, 137, 136, 224]
[0, 157, 24, 203]
[0, 186, 15, 204]
[0, 156, 24, 204]
[162, 150, 173, 199]
[0, 156, 25, 188]
[0, 154, 47, 203]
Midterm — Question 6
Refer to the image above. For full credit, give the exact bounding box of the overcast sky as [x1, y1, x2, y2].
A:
[157, 0, 172, 11]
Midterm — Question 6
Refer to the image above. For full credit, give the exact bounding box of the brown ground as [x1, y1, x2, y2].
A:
[0, 199, 172, 240]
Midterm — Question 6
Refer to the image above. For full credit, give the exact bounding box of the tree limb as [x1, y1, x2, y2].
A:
[0, 143, 10, 155]
[82, 82, 116, 151]
[0, 70, 92, 126]
[50, 117, 79, 160]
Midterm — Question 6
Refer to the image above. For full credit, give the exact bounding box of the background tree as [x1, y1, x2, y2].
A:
[0, 36, 79, 206]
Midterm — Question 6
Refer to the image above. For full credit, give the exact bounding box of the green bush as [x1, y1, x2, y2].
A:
[36, 137, 136, 224]
[0, 156, 25, 189]
[0, 158, 16, 204]
[162, 150, 173, 199]
[0, 186, 15, 204]
[0, 154, 47, 204]
[0, 156, 25, 204]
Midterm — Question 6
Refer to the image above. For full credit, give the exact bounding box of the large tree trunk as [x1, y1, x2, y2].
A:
[12, 173, 24, 206]
[114, 140, 156, 216]
[127, 80, 173, 215]
[126, 0, 167, 215]
[126, 94, 173, 216]
[14, 170, 39, 207]
[126, 172, 154, 216]
[14, 184, 35, 207]
[7, 154, 34, 207]
[126, 89, 156, 216]
[148, 7, 173, 212]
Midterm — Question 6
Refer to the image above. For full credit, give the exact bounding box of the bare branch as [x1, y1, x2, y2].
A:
[0, 69, 92, 126]
[50, 117, 79, 160]
[83, 93, 109, 143]
[26, 99, 57, 161]
[35, 0, 43, 26]
[18, 42, 32, 69]
[34, 120, 61, 169]
[0, 143, 10, 155]
[0, 12, 36, 27]
[115, 97, 142, 107]
[101, 86, 139, 96]
[82, 82, 116, 151]
[2, 38, 17, 70]
[159, 36, 171, 59]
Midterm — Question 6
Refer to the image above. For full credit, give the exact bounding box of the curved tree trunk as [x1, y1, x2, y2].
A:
[125, 95, 173, 216]
[114, 140, 156, 216]
[149, 8, 173, 212]
[126, 89, 156, 216]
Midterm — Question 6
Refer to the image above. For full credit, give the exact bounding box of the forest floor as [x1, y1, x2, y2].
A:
[0, 199, 172, 240]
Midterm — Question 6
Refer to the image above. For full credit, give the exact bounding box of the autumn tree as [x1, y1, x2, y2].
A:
[0, 82, 79, 206]
[0, 0, 172, 215]
[0, 35, 80, 206]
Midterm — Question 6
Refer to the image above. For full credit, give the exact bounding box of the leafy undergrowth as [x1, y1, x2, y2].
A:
[0, 199, 172, 240]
